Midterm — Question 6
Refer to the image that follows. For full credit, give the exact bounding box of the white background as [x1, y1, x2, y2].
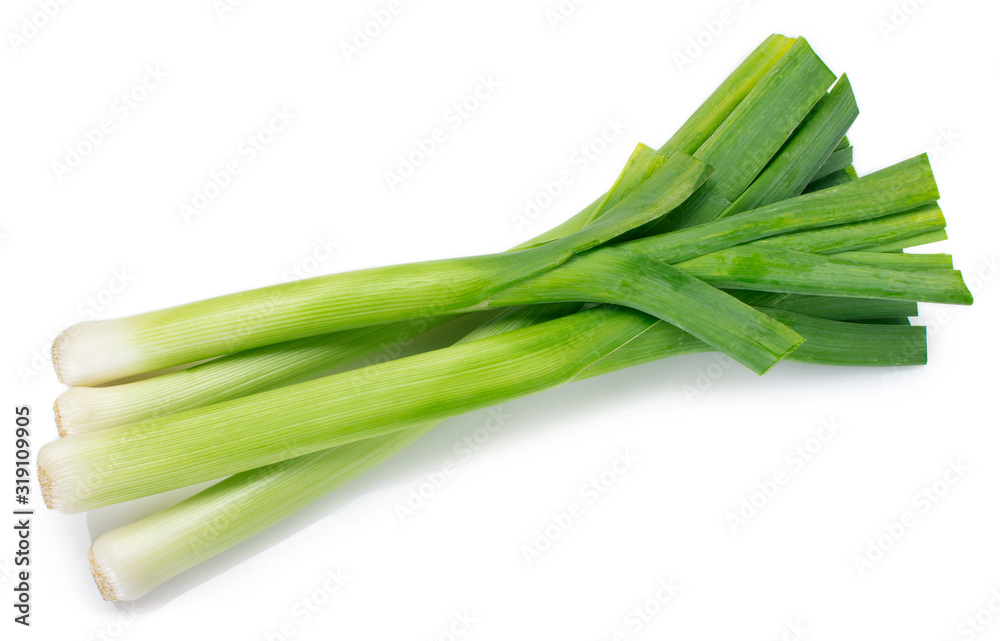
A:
[2, 0, 998, 639]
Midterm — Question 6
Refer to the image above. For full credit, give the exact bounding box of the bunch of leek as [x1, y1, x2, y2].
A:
[38, 35, 973, 601]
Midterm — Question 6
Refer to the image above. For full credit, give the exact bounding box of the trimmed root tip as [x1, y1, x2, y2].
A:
[89, 547, 120, 602]
[37, 464, 55, 511]
[37, 441, 91, 514]
[51, 330, 68, 385]
[53, 389, 93, 438]
[53, 397, 69, 438]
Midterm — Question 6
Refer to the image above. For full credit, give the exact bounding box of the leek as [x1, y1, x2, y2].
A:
[86, 306, 925, 600]
[53, 152, 711, 387]
[36, 34, 978, 607]
[54, 36, 800, 433]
